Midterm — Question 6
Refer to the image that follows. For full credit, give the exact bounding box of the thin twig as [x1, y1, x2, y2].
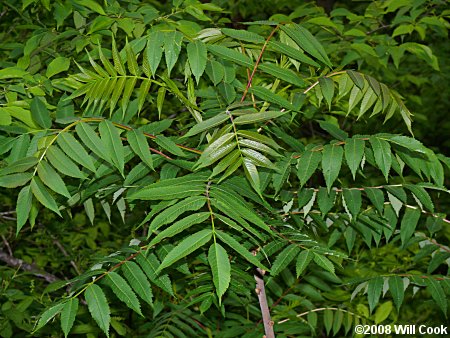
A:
[253, 254, 275, 338]
[53, 239, 81, 275]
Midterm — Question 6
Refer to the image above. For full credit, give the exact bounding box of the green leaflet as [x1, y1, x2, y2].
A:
[34, 302, 65, 333]
[243, 157, 261, 194]
[46, 56, 70, 78]
[221, 28, 265, 43]
[344, 138, 365, 179]
[164, 31, 183, 76]
[30, 177, 62, 216]
[196, 133, 235, 169]
[85, 284, 110, 337]
[208, 243, 231, 302]
[57, 132, 96, 172]
[75, 122, 111, 163]
[367, 276, 383, 314]
[16, 185, 32, 234]
[125, 40, 139, 76]
[127, 129, 153, 170]
[157, 229, 212, 272]
[322, 144, 344, 191]
[405, 184, 434, 212]
[347, 70, 365, 90]
[207, 45, 253, 68]
[313, 253, 335, 275]
[400, 208, 421, 248]
[296, 250, 313, 277]
[317, 187, 336, 215]
[271, 244, 301, 276]
[425, 278, 447, 315]
[233, 110, 289, 125]
[121, 261, 153, 306]
[241, 148, 275, 169]
[47, 145, 87, 179]
[136, 253, 173, 295]
[0, 157, 38, 176]
[105, 272, 142, 315]
[0, 172, 32, 188]
[249, 86, 297, 111]
[99, 120, 124, 175]
[149, 196, 207, 233]
[154, 135, 186, 157]
[370, 136, 392, 181]
[387, 135, 427, 154]
[280, 24, 332, 67]
[297, 148, 321, 187]
[30, 97, 52, 129]
[318, 121, 348, 141]
[365, 188, 384, 214]
[183, 112, 229, 137]
[111, 37, 126, 75]
[187, 40, 207, 84]
[215, 230, 269, 271]
[324, 309, 333, 335]
[259, 63, 306, 87]
[319, 77, 334, 109]
[239, 139, 279, 157]
[149, 212, 210, 246]
[205, 60, 225, 85]
[128, 173, 207, 200]
[146, 30, 164, 75]
[342, 189, 362, 219]
[37, 161, 71, 198]
[388, 276, 404, 312]
[60, 298, 78, 338]
[267, 41, 320, 67]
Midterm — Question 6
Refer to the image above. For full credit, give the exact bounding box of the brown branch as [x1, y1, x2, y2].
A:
[254, 267, 275, 338]
[0, 249, 59, 283]
[241, 25, 280, 102]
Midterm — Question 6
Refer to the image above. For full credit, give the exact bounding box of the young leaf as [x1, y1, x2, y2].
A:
[121, 261, 153, 306]
[322, 144, 344, 192]
[425, 278, 447, 315]
[280, 24, 332, 67]
[344, 138, 365, 179]
[57, 132, 96, 172]
[271, 244, 301, 276]
[164, 31, 183, 76]
[207, 45, 253, 68]
[367, 276, 383, 314]
[313, 253, 335, 275]
[208, 243, 231, 302]
[216, 230, 269, 271]
[16, 185, 32, 233]
[388, 276, 404, 312]
[127, 129, 153, 170]
[205, 60, 224, 85]
[46, 145, 87, 179]
[30, 97, 52, 129]
[400, 208, 421, 248]
[105, 272, 142, 315]
[85, 284, 110, 337]
[149, 196, 207, 232]
[297, 148, 321, 186]
[37, 161, 71, 198]
[34, 302, 65, 333]
[249, 86, 297, 111]
[187, 40, 207, 84]
[146, 31, 164, 75]
[75, 122, 111, 163]
[99, 120, 124, 175]
[342, 189, 362, 218]
[370, 136, 392, 181]
[157, 229, 212, 272]
[30, 177, 62, 216]
[319, 77, 334, 109]
[296, 250, 313, 277]
[149, 212, 210, 246]
[61, 298, 78, 338]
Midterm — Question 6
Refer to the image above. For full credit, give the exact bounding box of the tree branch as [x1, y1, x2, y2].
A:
[0, 249, 59, 283]
[254, 268, 275, 338]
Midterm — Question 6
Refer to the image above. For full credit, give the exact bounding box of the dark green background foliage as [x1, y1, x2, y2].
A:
[0, 0, 449, 337]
